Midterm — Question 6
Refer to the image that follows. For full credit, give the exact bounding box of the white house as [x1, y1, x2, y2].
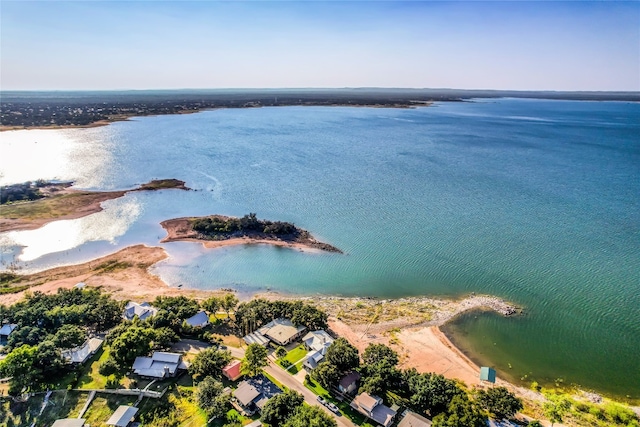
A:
[123, 302, 158, 321]
[302, 330, 334, 370]
[132, 351, 187, 379]
[185, 311, 209, 328]
[61, 337, 104, 364]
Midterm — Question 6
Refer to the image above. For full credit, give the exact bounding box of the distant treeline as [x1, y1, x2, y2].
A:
[192, 213, 299, 237]
[0, 180, 47, 204]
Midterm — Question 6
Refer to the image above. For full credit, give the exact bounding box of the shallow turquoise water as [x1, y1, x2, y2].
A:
[1, 99, 638, 398]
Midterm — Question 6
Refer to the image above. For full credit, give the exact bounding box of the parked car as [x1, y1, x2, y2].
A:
[326, 402, 340, 414]
[317, 396, 327, 405]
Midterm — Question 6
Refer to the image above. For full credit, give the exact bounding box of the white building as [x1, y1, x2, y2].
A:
[123, 302, 158, 321]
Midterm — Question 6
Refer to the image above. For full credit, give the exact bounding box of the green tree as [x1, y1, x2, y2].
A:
[275, 346, 288, 359]
[528, 421, 542, 427]
[110, 326, 155, 366]
[153, 296, 200, 320]
[0, 344, 40, 395]
[195, 376, 229, 419]
[360, 359, 401, 396]
[432, 395, 487, 427]
[221, 294, 239, 319]
[362, 343, 398, 366]
[543, 394, 571, 427]
[242, 343, 268, 377]
[283, 405, 337, 427]
[53, 324, 86, 349]
[476, 386, 523, 420]
[310, 361, 341, 390]
[260, 389, 304, 426]
[203, 296, 222, 315]
[406, 371, 466, 416]
[291, 304, 328, 330]
[324, 338, 359, 373]
[34, 340, 64, 379]
[188, 347, 232, 382]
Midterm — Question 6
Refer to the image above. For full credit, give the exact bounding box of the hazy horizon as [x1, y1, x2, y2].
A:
[1, 1, 638, 92]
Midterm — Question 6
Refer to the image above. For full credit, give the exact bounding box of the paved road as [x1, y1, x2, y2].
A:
[175, 339, 356, 427]
[264, 361, 357, 427]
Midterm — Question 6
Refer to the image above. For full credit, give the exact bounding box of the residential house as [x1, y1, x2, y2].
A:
[397, 410, 432, 427]
[132, 351, 187, 379]
[243, 318, 306, 347]
[222, 360, 243, 381]
[123, 302, 158, 321]
[338, 371, 361, 395]
[232, 374, 282, 415]
[350, 392, 397, 427]
[51, 419, 86, 427]
[302, 330, 334, 370]
[185, 311, 210, 328]
[61, 337, 104, 364]
[0, 324, 17, 343]
[106, 406, 139, 427]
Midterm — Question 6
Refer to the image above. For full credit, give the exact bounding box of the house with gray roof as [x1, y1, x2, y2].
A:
[123, 302, 158, 321]
[132, 351, 187, 379]
[106, 405, 138, 427]
[232, 374, 282, 415]
[185, 311, 209, 328]
[351, 392, 397, 427]
[0, 324, 17, 342]
[61, 337, 104, 364]
[302, 330, 334, 370]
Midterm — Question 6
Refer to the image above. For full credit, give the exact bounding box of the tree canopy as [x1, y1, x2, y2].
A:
[260, 389, 304, 427]
[476, 386, 523, 420]
[195, 376, 230, 419]
[242, 343, 268, 377]
[282, 405, 337, 427]
[188, 347, 233, 382]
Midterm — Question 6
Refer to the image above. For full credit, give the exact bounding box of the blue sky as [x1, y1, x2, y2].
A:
[1, 1, 638, 91]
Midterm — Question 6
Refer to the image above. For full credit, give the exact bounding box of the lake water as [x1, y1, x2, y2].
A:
[1, 99, 638, 399]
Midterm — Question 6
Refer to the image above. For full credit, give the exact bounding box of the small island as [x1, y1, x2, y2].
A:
[0, 179, 189, 232]
[161, 213, 342, 253]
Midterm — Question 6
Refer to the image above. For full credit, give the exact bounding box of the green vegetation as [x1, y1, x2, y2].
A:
[137, 179, 187, 191]
[195, 376, 230, 420]
[261, 390, 304, 426]
[242, 343, 268, 377]
[282, 404, 337, 427]
[278, 345, 307, 374]
[0, 288, 122, 395]
[192, 213, 299, 237]
[235, 298, 327, 336]
[475, 386, 523, 420]
[0, 181, 48, 204]
[188, 347, 232, 382]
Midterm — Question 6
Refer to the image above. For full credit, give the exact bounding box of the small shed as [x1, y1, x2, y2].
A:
[106, 405, 138, 426]
[51, 419, 86, 427]
[223, 360, 243, 381]
[480, 367, 496, 384]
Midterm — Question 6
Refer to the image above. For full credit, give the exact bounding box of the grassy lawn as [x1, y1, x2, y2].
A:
[136, 376, 209, 427]
[76, 347, 111, 389]
[83, 394, 138, 426]
[278, 345, 307, 374]
[28, 390, 89, 427]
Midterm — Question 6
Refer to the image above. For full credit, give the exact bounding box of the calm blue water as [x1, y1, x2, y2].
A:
[1, 99, 639, 398]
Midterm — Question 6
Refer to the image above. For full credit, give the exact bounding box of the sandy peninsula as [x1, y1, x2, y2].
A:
[160, 215, 343, 253]
[0, 179, 189, 233]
